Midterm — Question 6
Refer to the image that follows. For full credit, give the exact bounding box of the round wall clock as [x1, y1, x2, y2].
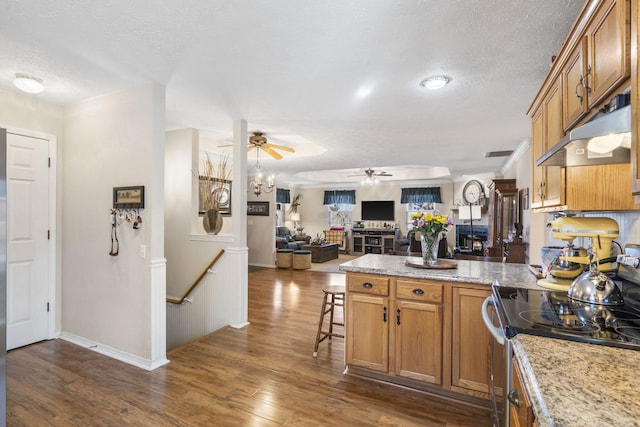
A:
[462, 179, 484, 204]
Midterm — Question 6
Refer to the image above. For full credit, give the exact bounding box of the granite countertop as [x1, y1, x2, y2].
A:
[338, 253, 540, 288]
[513, 334, 640, 427]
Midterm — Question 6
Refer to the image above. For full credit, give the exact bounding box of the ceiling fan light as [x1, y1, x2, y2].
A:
[13, 73, 44, 93]
[420, 75, 450, 90]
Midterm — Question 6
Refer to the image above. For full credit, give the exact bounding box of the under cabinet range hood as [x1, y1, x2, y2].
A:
[536, 104, 631, 167]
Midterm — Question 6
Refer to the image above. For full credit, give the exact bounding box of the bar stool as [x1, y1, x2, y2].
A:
[313, 285, 345, 357]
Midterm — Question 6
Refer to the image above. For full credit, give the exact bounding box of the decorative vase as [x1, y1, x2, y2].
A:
[420, 232, 439, 265]
[203, 209, 223, 234]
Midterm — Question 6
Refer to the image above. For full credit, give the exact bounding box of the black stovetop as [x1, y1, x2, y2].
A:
[492, 279, 640, 350]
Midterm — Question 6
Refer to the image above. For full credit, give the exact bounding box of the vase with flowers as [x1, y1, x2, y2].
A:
[199, 153, 231, 234]
[410, 211, 453, 265]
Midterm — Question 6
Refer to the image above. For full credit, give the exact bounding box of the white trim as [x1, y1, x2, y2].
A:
[59, 332, 170, 371]
[2, 125, 58, 342]
[150, 257, 170, 369]
[189, 233, 234, 243]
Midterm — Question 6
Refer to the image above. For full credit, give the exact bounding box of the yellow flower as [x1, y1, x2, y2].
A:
[410, 212, 423, 220]
[424, 213, 433, 221]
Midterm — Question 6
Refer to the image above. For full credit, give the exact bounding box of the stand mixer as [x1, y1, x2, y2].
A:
[537, 217, 619, 291]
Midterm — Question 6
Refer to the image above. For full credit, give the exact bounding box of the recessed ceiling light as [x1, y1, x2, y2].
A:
[420, 75, 450, 90]
[13, 73, 44, 94]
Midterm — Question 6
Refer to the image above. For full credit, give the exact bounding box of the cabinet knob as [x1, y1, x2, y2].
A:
[362, 282, 373, 289]
[412, 288, 424, 295]
[507, 389, 521, 408]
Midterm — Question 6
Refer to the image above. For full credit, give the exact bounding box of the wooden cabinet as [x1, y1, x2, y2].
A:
[346, 272, 504, 404]
[564, 0, 630, 129]
[451, 286, 505, 399]
[504, 240, 527, 264]
[394, 279, 443, 385]
[346, 273, 443, 383]
[509, 358, 537, 427]
[585, 0, 630, 109]
[345, 273, 390, 372]
[531, 77, 564, 210]
[531, 0, 637, 210]
[563, 38, 589, 129]
[351, 229, 395, 255]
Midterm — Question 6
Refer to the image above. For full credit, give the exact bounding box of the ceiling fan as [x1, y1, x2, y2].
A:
[248, 132, 295, 160]
[348, 168, 393, 178]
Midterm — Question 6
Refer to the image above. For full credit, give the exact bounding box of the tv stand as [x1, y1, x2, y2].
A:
[351, 228, 395, 255]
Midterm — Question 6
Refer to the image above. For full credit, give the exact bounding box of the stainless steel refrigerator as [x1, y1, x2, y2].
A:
[0, 127, 7, 425]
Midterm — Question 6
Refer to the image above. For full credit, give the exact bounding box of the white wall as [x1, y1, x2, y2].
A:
[61, 84, 166, 366]
[247, 177, 276, 267]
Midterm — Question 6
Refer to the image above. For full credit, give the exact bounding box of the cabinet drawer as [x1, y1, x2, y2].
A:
[347, 274, 389, 296]
[396, 279, 442, 303]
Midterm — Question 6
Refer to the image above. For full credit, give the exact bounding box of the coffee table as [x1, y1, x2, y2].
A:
[301, 243, 339, 263]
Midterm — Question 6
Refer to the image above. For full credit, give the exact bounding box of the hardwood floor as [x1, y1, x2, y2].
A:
[7, 269, 492, 426]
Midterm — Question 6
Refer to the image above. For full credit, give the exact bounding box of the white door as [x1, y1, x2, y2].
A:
[6, 131, 50, 350]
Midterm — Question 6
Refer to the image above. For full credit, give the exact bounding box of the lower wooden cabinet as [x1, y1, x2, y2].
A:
[509, 358, 537, 427]
[345, 272, 503, 404]
[451, 286, 505, 399]
[394, 279, 443, 385]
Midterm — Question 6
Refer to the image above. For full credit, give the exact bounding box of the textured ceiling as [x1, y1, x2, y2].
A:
[0, 0, 586, 185]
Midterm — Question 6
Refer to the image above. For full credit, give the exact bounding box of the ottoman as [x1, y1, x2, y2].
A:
[276, 248, 294, 268]
[292, 249, 312, 270]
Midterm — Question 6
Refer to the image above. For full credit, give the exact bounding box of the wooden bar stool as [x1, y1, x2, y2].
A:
[313, 285, 345, 357]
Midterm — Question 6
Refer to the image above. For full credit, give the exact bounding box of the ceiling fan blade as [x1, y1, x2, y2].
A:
[262, 146, 283, 160]
[263, 143, 295, 153]
[247, 145, 256, 152]
[375, 172, 393, 176]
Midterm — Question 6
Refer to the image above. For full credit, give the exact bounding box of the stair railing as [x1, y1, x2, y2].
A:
[166, 249, 225, 305]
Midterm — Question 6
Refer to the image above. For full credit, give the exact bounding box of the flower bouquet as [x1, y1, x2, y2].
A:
[410, 211, 453, 264]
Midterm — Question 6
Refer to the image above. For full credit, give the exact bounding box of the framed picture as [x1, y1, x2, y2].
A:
[113, 186, 145, 209]
[247, 201, 269, 216]
[199, 178, 231, 216]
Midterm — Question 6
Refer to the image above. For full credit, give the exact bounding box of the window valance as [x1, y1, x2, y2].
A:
[400, 187, 442, 204]
[323, 190, 356, 205]
[276, 188, 291, 204]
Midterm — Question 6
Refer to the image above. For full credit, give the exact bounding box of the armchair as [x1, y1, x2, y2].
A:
[394, 229, 421, 253]
[276, 226, 311, 250]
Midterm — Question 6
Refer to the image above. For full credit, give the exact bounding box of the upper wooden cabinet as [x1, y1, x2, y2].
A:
[563, 0, 630, 131]
[530, 78, 564, 209]
[586, 0, 630, 108]
[530, 0, 639, 211]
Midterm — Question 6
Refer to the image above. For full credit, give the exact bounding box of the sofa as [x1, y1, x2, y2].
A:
[276, 226, 311, 250]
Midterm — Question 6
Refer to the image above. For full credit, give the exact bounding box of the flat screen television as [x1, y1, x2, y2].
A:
[361, 200, 395, 221]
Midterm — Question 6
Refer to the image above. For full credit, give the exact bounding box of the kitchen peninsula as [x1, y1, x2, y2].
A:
[339, 254, 640, 427]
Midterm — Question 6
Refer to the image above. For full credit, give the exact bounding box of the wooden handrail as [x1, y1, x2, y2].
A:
[166, 249, 225, 305]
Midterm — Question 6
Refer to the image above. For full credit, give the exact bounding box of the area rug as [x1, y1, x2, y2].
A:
[307, 254, 360, 273]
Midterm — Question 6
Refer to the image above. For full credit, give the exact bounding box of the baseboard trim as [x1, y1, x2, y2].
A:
[59, 332, 170, 371]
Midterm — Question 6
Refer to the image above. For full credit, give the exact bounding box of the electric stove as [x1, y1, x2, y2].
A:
[492, 244, 640, 351]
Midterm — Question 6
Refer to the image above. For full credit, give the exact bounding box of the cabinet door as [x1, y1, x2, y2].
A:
[394, 300, 442, 384]
[563, 37, 589, 130]
[542, 78, 564, 207]
[451, 287, 505, 398]
[586, 0, 630, 109]
[346, 293, 389, 372]
[530, 109, 545, 209]
[509, 358, 536, 427]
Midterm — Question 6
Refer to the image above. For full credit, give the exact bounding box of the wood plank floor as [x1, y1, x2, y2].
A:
[7, 269, 492, 426]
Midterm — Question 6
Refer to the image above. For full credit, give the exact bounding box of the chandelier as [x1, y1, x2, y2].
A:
[250, 148, 274, 196]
